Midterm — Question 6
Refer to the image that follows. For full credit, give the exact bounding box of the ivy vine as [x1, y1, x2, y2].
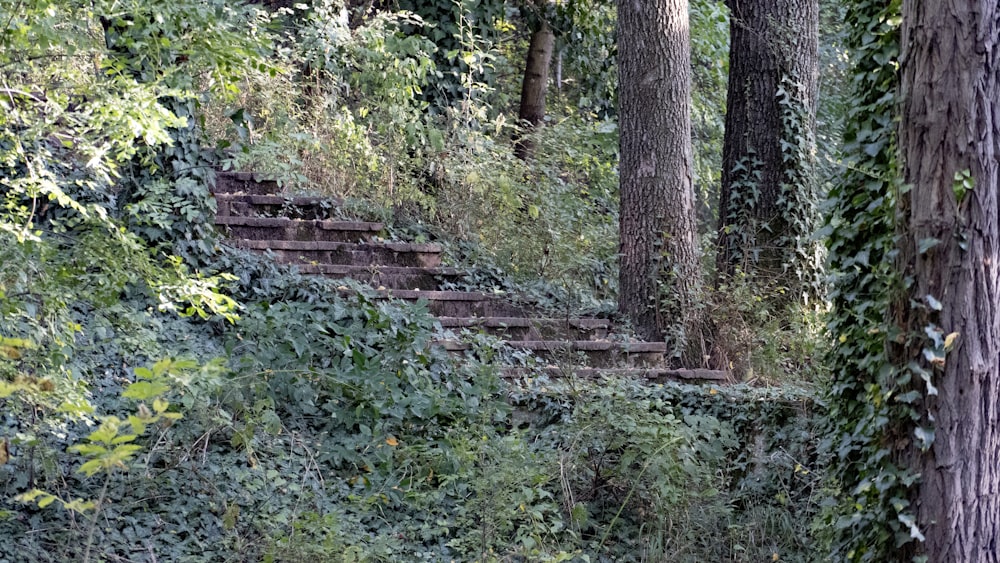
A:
[819, 0, 922, 560]
[776, 73, 823, 301]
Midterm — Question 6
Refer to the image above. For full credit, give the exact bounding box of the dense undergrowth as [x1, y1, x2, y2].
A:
[1, 0, 833, 560]
[2, 246, 825, 561]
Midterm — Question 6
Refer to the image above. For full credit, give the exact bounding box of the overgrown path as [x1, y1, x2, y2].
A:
[214, 172, 727, 383]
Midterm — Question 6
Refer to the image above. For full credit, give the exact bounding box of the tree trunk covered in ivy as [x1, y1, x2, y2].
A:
[895, 1, 1000, 559]
[514, 13, 554, 160]
[715, 0, 819, 297]
[617, 0, 701, 356]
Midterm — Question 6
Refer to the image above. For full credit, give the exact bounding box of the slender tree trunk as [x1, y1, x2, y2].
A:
[515, 17, 554, 160]
[896, 1, 1000, 559]
[715, 0, 818, 292]
[617, 0, 701, 358]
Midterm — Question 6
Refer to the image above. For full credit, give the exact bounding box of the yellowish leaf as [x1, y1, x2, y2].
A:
[944, 332, 960, 350]
[0, 345, 20, 359]
[153, 397, 168, 414]
[385, 437, 399, 447]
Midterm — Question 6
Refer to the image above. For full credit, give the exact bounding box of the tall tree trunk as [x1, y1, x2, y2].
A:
[715, 0, 819, 294]
[617, 0, 701, 358]
[515, 16, 554, 159]
[896, 1, 1000, 559]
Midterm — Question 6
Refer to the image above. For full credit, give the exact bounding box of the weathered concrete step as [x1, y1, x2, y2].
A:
[233, 240, 442, 268]
[503, 366, 729, 382]
[438, 339, 666, 367]
[296, 264, 459, 290]
[346, 289, 527, 317]
[216, 216, 384, 242]
[214, 172, 280, 195]
[214, 194, 342, 219]
[436, 316, 611, 341]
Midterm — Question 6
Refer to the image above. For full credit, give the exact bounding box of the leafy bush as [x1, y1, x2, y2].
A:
[710, 271, 830, 383]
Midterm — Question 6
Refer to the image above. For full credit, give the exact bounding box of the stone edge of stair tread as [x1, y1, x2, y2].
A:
[436, 316, 610, 328]
[217, 171, 269, 181]
[437, 340, 667, 352]
[297, 264, 459, 274]
[504, 367, 729, 381]
[363, 289, 499, 300]
[233, 240, 441, 252]
[214, 193, 341, 205]
[215, 216, 383, 230]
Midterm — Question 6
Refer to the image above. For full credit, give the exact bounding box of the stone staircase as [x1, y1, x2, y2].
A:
[213, 172, 726, 383]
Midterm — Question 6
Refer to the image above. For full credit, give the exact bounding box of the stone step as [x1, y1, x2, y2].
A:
[214, 194, 342, 219]
[231, 240, 442, 268]
[296, 264, 460, 290]
[503, 366, 729, 382]
[213, 172, 280, 195]
[438, 339, 666, 368]
[215, 216, 384, 243]
[347, 289, 527, 317]
[436, 316, 611, 341]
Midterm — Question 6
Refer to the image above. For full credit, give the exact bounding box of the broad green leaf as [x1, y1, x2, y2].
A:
[123, 380, 170, 400]
[78, 459, 104, 477]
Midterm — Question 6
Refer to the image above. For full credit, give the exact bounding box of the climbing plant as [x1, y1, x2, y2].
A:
[776, 73, 824, 301]
[819, 0, 912, 560]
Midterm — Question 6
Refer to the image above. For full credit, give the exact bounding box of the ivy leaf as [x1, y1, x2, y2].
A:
[922, 348, 945, 367]
[914, 426, 935, 451]
[917, 237, 941, 254]
[898, 513, 926, 542]
[925, 294, 943, 311]
[910, 362, 939, 396]
[953, 169, 974, 205]
[923, 325, 943, 347]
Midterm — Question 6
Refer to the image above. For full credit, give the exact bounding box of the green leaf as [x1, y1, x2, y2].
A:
[953, 169, 974, 204]
[914, 426, 935, 451]
[69, 444, 108, 457]
[153, 397, 168, 413]
[78, 459, 105, 477]
[15, 489, 46, 503]
[128, 415, 147, 435]
[917, 237, 941, 254]
[898, 513, 926, 542]
[62, 498, 97, 514]
[111, 434, 138, 445]
[123, 380, 170, 400]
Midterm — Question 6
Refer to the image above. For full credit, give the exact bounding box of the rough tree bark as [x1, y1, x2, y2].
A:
[514, 12, 554, 160]
[896, 1, 1000, 559]
[617, 0, 701, 356]
[715, 0, 818, 289]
